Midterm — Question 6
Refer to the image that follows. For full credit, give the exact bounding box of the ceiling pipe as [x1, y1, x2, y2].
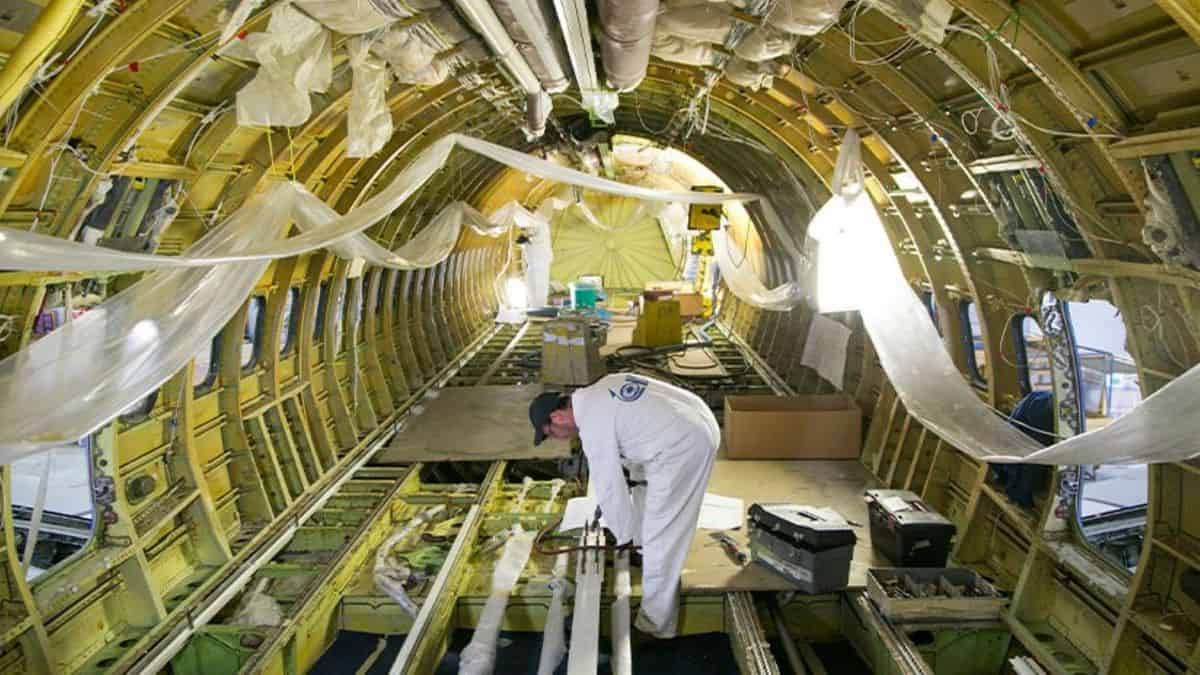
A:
[454, 0, 552, 137]
[0, 0, 86, 120]
[552, 0, 619, 123]
[492, 0, 571, 93]
[596, 0, 658, 92]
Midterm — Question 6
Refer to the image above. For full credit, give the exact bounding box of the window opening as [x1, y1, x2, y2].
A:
[313, 281, 330, 342]
[1013, 314, 1053, 396]
[193, 336, 219, 393]
[332, 282, 346, 354]
[960, 300, 988, 386]
[921, 290, 942, 335]
[11, 436, 95, 582]
[279, 288, 299, 355]
[1067, 299, 1145, 572]
[242, 296, 266, 371]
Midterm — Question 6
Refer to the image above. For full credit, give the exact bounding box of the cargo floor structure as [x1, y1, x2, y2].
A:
[152, 316, 1013, 674]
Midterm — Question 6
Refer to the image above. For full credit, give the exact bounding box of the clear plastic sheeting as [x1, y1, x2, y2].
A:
[294, 0, 414, 35]
[347, 37, 393, 159]
[713, 224, 806, 310]
[0, 192, 280, 461]
[0, 134, 769, 461]
[235, 3, 333, 127]
[459, 525, 535, 674]
[815, 131, 1200, 465]
[767, 0, 848, 35]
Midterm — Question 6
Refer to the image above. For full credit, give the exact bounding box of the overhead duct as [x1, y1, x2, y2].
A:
[596, 0, 658, 92]
[525, 91, 552, 139]
[492, 0, 571, 93]
[293, 0, 440, 34]
[553, 0, 618, 122]
[454, 0, 552, 137]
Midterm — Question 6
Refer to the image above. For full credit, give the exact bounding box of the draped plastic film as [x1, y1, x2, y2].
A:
[235, 3, 332, 127]
[814, 131, 1200, 465]
[0, 135, 765, 461]
[347, 37, 393, 159]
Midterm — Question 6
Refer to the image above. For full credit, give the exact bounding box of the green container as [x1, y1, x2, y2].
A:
[570, 283, 599, 309]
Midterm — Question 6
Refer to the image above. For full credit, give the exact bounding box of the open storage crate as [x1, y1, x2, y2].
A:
[867, 567, 1008, 623]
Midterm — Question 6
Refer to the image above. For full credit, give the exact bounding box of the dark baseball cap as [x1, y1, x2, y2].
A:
[529, 391, 566, 446]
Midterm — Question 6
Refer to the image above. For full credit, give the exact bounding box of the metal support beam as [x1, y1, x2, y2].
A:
[0, 0, 86, 119]
[726, 592, 782, 675]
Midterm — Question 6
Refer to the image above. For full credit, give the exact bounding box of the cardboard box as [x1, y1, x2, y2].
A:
[724, 395, 861, 460]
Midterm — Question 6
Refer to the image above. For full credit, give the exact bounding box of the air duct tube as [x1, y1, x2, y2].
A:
[597, 0, 658, 92]
[525, 90, 553, 140]
[493, 0, 571, 93]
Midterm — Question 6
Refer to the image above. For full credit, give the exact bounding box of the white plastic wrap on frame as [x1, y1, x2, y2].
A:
[458, 526, 535, 674]
[347, 36, 393, 159]
[651, 33, 719, 67]
[767, 0, 848, 35]
[235, 3, 332, 127]
[734, 23, 799, 62]
[371, 24, 452, 86]
[294, 0, 412, 35]
[657, 4, 735, 44]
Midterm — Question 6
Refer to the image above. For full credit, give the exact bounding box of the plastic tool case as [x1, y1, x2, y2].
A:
[747, 504, 856, 594]
[865, 489, 955, 567]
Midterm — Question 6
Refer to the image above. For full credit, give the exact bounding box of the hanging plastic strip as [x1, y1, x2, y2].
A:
[0, 134, 771, 462]
[811, 130, 1200, 465]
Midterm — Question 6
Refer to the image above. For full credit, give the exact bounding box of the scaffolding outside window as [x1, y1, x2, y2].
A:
[279, 288, 300, 355]
[10, 435, 95, 583]
[1066, 299, 1146, 573]
[960, 300, 988, 387]
[242, 296, 266, 371]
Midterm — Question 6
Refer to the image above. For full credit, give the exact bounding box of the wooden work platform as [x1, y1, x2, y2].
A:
[378, 385, 571, 463]
[681, 457, 886, 592]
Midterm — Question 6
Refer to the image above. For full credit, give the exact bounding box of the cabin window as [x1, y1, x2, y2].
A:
[193, 336, 219, 393]
[921, 291, 942, 335]
[11, 435, 95, 582]
[241, 295, 266, 372]
[279, 288, 300, 355]
[313, 281, 330, 342]
[1066, 299, 1145, 572]
[332, 282, 347, 354]
[960, 300, 988, 386]
[1014, 314, 1053, 396]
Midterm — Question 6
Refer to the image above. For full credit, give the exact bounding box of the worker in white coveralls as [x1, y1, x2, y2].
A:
[517, 213, 552, 308]
[528, 372, 720, 638]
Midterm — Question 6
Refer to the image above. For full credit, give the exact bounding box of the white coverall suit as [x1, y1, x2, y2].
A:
[571, 373, 720, 638]
[521, 213, 553, 309]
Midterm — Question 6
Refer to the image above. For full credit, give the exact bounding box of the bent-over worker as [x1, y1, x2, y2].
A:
[529, 372, 720, 638]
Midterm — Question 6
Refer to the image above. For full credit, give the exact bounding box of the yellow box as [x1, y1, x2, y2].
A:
[633, 299, 682, 347]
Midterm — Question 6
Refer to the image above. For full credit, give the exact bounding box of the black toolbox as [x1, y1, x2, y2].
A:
[865, 489, 955, 567]
[747, 504, 856, 594]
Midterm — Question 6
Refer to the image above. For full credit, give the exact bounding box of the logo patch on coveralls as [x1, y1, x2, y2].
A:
[611, 375, 648, 402]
